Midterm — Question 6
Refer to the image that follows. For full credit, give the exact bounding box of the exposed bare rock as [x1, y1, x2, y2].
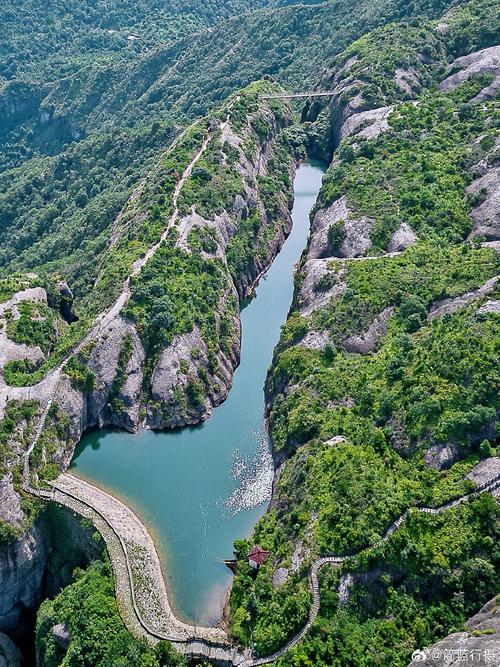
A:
[325, 435, 348, 447]
[467, 457, 500, 487]
[481, 240, 500, 253]
[148, 321, 238, 429]
[50, 376, 85, 468]
[0, 335, 45, 381]
[220, 122, 243, 149]
[87, 317, 145, 430]
[342, 55, 359, 73]
[407, 596, 500, 666]
[57, 281, 77, 323]
[312, 64, 369, 151]
[338, 573, 353, 605]
[343, 307, 393, 354]
[308, 197, 349, 259]
[439, 45, 500, 101]
[471, 135, 499, 179]
[0, 475, 24, 528]
[0, 632, 22, 667]
[388, 222, 418, 252]
[52, 623, 71, 650]
[298, 259, 346, 316]
[467, 166, 500, 241]
[272, 567, 289, 588]
[394, 67, 420, 95]
[340, 215, 373, 258]
[326, 397, 355, 410]
[466, 596, 500, 632]
[477, 299, 500, 315]
[0, 288, 47, 317]
[428, 277, 499, 320]
[299, 330, 331, 350]
[424, 443, 461, 470]
[0, 288, 49, 381]
[340, 105, 393, 142]
[177, 210, 238, 262]
[108, 329, 145, 431]
[291, 540, 306, 573]
[308, 196, 373, 259]
[436, 22, 449, 34]
[0, 523, 49, 633]
[149, 327, 212, 426]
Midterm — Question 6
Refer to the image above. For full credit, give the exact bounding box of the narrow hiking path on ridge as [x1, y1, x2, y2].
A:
[15, 95, 500, 663]
[20, 101, 239, 490]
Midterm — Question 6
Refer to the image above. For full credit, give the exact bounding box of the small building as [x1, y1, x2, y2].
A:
[247, 545, 270, 570]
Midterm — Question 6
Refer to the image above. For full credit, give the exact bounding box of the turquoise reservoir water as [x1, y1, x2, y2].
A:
[71, 161, 325, 625]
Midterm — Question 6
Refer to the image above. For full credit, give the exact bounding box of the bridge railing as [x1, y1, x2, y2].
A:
[259, 92, 336, 100]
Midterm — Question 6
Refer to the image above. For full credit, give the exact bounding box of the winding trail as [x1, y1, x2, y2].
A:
[12, 103, 500, 663]
[19, 103, 238, 489]
[33, 469, 500, 666]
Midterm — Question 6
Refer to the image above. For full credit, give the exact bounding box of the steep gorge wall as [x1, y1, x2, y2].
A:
[0, 83, 298, 651]
[0, 505, 102, 660]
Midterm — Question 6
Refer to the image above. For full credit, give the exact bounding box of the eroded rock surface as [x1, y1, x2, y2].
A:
[388, 222, 418, 252]
[466, 457, 500, 487]
[343, 307, 393, 354]
[428, 277, 499, 320]
[440, 45, 500, 101]
[340, 105, 394, 142]
[298, 259, 346, 316]
[0, 632, 22, 667]
[407, 596, 500, 666]
[424, 443, 461, 471]
[0, 523, 49, 634]
[467, 166, 500, 241]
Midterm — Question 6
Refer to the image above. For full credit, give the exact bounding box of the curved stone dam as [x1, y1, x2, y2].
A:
[71, 161, 325, 627]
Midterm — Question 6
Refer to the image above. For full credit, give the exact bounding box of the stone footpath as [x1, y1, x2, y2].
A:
[37, 461, 500, 667]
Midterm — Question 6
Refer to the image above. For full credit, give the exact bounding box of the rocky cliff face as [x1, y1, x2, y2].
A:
[0, 86, 296, 608]
[407, 596, 500, 666]
[0, 523, 48, 636]
[0, 84, 297, 662]
[0, 505, 101, 658]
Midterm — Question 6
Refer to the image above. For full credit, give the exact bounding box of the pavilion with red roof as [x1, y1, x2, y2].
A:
[247, 544, 270, 569]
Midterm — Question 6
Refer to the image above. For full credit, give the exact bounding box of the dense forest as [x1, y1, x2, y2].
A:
[0, 0, 498, 665]
[0, 0, 454, 300]
[228, 1, 500, 663]
[1, 0, 302, 79]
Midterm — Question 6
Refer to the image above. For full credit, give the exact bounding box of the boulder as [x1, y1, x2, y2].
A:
[424, 443, 461, 470]
[340, 105, 393, 142]
[467, 166, 500, 241]
[466, 457, 500, 487]
[387, 223, 417, 252]
[52, 623, 71, 650]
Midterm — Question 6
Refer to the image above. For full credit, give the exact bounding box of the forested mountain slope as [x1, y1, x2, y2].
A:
[0, 0, 455, 302]
[0, 81, 299, 664]
[0, 80, 296, 484]
[0, 0, 298, 80]
[229, 1, 500, 664]
[0, 0, 498, 665]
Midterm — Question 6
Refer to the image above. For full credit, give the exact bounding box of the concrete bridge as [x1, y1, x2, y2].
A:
[259, 91, 335, 100]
